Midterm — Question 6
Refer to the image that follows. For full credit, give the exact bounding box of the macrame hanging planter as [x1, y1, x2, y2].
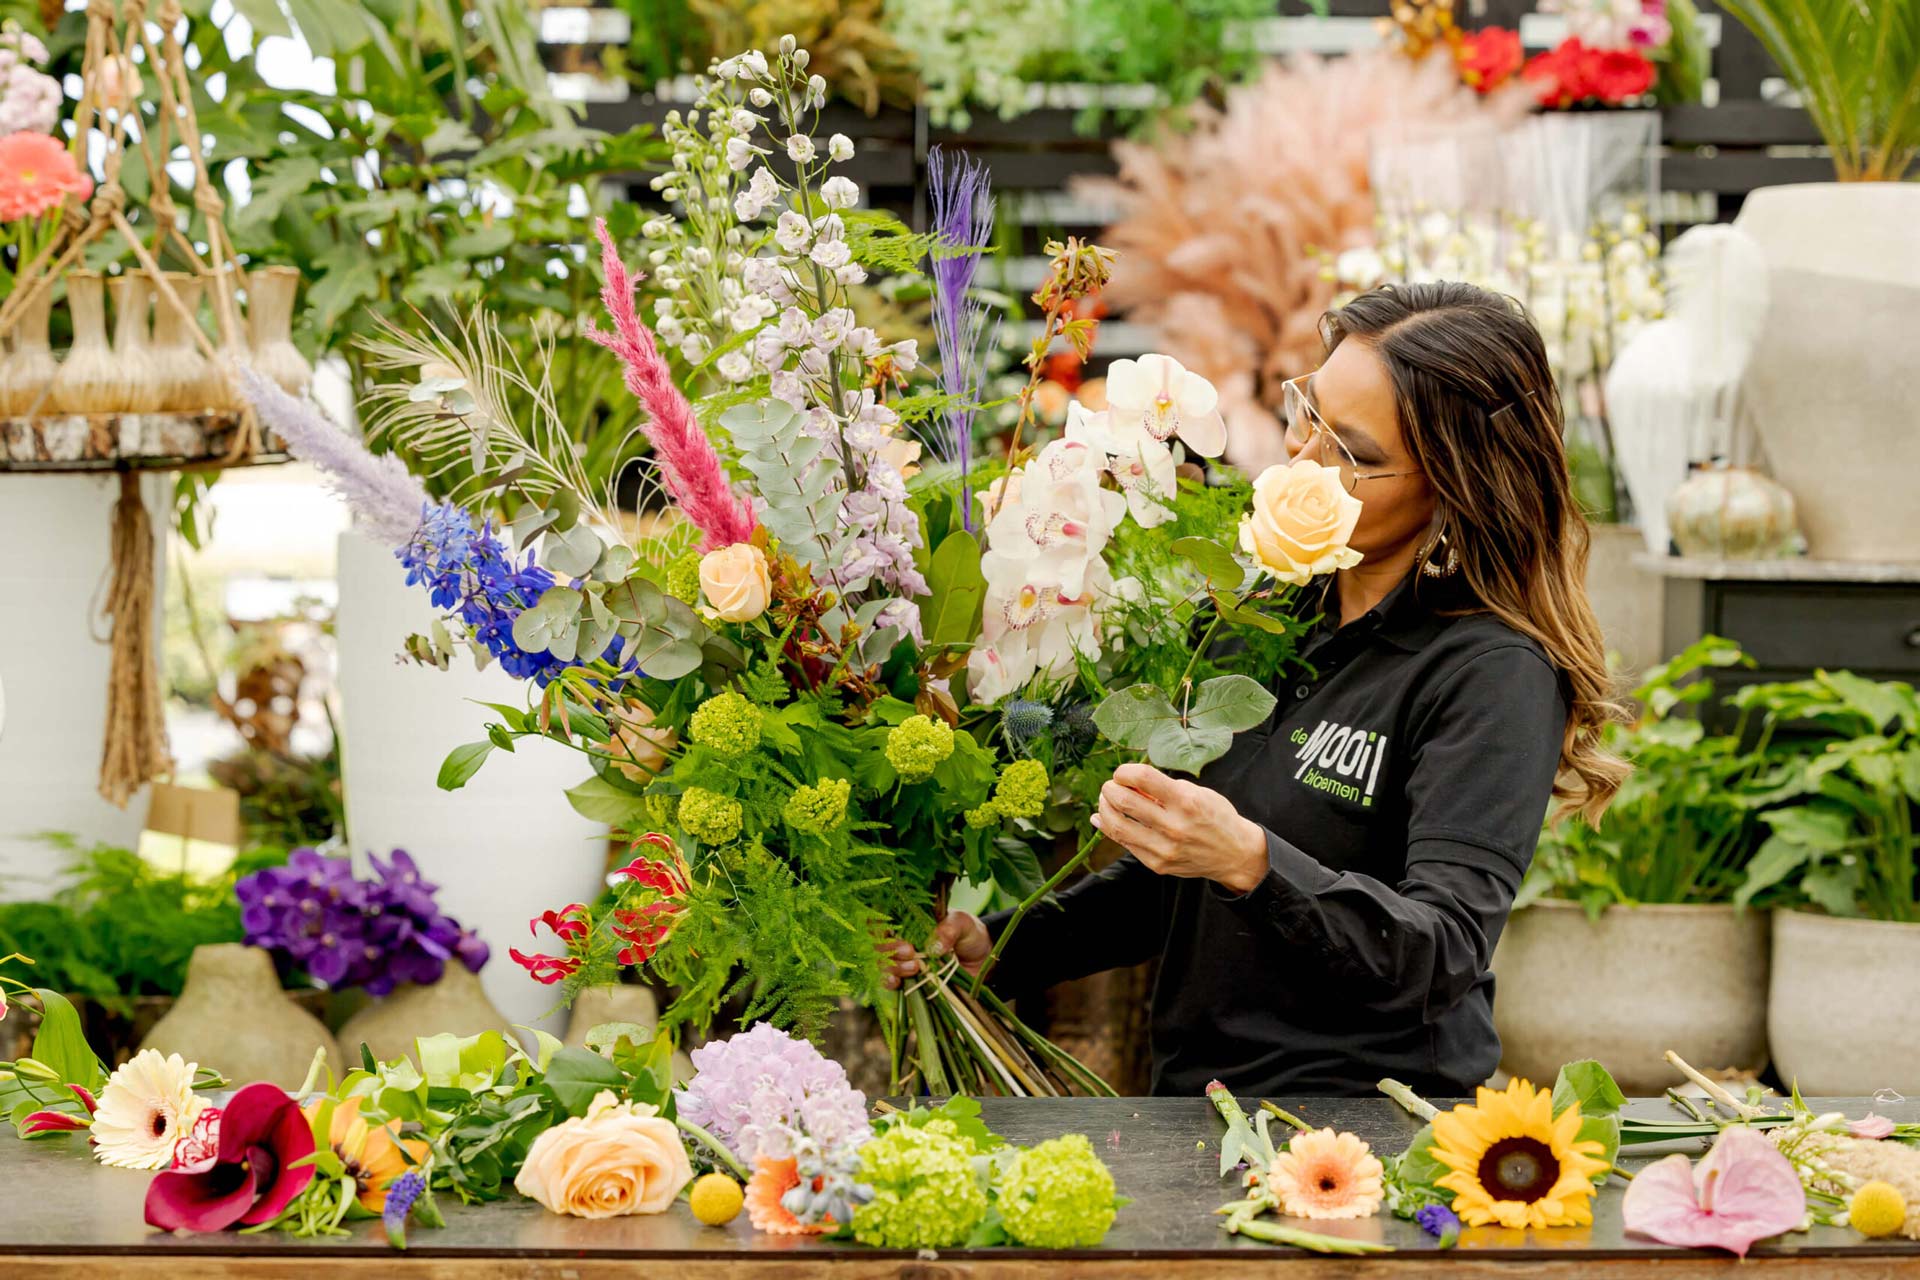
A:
[0, 0, 313, 807]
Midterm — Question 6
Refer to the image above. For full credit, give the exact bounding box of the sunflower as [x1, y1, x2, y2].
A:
[90, 1049, 207, 1170]
[1267, 1128, 1385, 1220]
[1430, 1078, 1609, 1229]
[305, 1096, 430, 1212]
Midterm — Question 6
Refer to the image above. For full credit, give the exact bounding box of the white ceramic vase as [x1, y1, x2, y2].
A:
[334, 527, 607, 1032]
[1735, 184, 1920, 562]
[0, 474, 164, 886]
[1492, 901, 1770, 1094]
[1769, 910, 1920, 1096]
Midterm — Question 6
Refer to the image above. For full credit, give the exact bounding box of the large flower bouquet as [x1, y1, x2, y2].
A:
[247, 38, 1355, 1095]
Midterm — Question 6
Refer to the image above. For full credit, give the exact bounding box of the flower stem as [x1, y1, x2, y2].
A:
[1260, 1100, 1313, 1133]
[676, 1117, 750, 1182]
[1377, 1078, 1440, 1123]
[1226, 1218, 1396, 1254]
[969, 825, 1102, 993]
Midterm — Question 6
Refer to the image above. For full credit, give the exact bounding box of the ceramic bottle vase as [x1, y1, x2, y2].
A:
[334, 963, 511, 1065]
[107, 275, 160, 414]
[140, 943, 341, 1089]
[246, 266, 311, 396]
[49, 271, 119, 414]
[152, 273, 211, 414]
[0, 287, 58, 416]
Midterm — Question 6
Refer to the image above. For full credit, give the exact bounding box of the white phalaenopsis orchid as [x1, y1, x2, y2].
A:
[1065, 402, 1177, 528]
[1101, 353, 1228, 459]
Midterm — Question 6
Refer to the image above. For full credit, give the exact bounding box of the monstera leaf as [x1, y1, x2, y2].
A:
[1092, 675, 1276, 774]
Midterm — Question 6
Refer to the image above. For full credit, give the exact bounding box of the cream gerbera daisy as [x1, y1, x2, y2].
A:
[1267, 1128, 1385, 1220]
[90, 1049, 206, 1170]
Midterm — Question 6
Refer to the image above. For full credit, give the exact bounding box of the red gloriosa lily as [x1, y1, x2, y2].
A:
[21, 1083, 97, 1135]
[508, 947, 583, 985]
[144, 1082, 315, 1233]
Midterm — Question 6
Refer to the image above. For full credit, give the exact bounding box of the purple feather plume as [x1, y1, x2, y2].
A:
[925, 146, 998, 530]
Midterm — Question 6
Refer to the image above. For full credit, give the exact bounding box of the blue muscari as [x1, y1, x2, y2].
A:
[397, 501, 637, 687]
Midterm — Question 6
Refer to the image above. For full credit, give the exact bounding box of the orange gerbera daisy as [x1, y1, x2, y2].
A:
[304, 1096, 430, 1213]
[745, 1155, 829, 1235]
[1267, 1128, 1385, 1220]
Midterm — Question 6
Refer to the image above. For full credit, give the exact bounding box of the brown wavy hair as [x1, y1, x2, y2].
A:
[1321, 281, 1627, 823]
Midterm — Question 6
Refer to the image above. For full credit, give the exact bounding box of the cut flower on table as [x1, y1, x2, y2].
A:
[1429, 1078, 1610, 1229]
[1622, 1126, 1806, 1257]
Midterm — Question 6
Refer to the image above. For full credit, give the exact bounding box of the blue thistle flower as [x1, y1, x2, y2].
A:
[1001, 699, 1054, 755]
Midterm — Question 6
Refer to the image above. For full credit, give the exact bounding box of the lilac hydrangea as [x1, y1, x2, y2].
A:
[674, 1023, 870, 1163]
[236, 848, 489, 995]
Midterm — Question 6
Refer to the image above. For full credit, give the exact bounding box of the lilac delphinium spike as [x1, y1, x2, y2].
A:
[925, 146, 998, 530]
[239, 369, 429, 548]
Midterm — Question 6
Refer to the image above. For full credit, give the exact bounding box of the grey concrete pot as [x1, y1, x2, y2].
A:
[1769, 910, 1920, 1096]
[140, 944, 340, 1090]
[1491, 901, 1769, 1093]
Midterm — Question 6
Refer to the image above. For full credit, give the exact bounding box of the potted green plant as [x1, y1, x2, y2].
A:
[1495, 638, 1772, 1092]
[1730, 671, 1920, 1094]
[1721, 0, 1920, 559]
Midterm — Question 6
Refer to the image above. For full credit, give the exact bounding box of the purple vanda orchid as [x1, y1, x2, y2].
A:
[1622, 1126, 1806, 1257]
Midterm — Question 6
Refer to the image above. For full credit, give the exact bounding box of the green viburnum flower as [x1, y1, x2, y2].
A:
[665, 552, 703, 605]
[964, 801, 1000, 829]
[644, 791, 678, 830]
[677, 787, 743, 845]
[991, 758, 1050, 820]
[997, 1134, 1118, 1249]
[689, 691, 763, 758]
[783, 777, 851, 835]
[852, 1119, 988, 1249]
[885, 714, 955, 782]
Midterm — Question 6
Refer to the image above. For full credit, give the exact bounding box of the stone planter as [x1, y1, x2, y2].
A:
[563, 984, 694, 1084]
[1491, 902, 1769, 1093]
[1735, 184, 1920, 561]
[140, 944, 340, 1089]
[335, 965, 511, 1065]
[1769, 910, 1920, 1096]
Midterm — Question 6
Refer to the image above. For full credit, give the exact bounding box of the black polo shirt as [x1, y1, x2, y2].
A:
[985, 570, 1569, 1097]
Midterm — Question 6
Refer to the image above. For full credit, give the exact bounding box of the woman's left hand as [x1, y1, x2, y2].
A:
[1092, 762, 1270, 895]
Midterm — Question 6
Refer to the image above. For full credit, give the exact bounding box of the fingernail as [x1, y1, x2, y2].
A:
[1091, 815, 1103, 828]
[930, 940, 948, 956]
[901, 960, 919, 973]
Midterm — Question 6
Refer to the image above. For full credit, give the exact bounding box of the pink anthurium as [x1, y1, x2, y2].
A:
[1850, 1114, 1896, 1140]
[1622, 1126, 1805, 1257]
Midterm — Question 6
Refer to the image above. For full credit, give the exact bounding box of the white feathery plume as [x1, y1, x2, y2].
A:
[241, 368, 429, 548]
[1663, 224, 1771, 397]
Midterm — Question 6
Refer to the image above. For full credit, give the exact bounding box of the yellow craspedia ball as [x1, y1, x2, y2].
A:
[690, 1172, 744, 1226]
[1851, 1180, 1907, 1239]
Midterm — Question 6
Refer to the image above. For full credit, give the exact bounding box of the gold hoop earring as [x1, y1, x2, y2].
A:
[1421, 530, 1460, 578]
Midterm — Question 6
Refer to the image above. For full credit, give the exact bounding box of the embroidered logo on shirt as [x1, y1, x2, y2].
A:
[1289, 720, 1388, 807]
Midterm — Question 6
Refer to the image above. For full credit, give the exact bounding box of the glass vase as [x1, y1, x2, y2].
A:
[49, 270, 119, 414]
[0, 287, 57, 417]
[152, 273, 211, 414]
[246, 266, 311, 397]
[107, 274, 160, 414]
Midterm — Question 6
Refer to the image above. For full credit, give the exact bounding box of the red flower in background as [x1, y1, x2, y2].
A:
[1038, 294, 1107, 392]
[608, 836, 690, 967]
[510, 902, 591, 985]
[1456, 27, 1523, 94]
[1523, 38, 1654, 107]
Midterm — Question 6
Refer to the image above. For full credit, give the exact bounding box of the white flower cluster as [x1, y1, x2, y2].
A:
[1328, 207, 1665, 394]
[652, 39, 933, 623]
[0, 28, 60, 137]
[968, 354, 1227, 704]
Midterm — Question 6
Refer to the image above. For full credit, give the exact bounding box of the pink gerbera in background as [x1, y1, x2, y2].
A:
[1267, 1128, 1386, 1220]
[0, 132, 91, 222]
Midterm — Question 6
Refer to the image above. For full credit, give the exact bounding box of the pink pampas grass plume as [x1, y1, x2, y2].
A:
[586, 219, 757, 551]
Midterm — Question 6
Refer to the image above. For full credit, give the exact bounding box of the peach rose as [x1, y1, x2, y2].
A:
[600, 702, 674, 782]
[513, 1090, 693, 1219]
[1239, 458, 1364, 586]
[698, 542, 772, 623]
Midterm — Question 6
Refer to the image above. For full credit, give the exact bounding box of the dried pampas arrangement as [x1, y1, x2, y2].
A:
[1084, 51, 1525, 472]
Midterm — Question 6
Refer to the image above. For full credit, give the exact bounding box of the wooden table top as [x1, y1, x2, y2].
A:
[5, 1095, 1920, 1277]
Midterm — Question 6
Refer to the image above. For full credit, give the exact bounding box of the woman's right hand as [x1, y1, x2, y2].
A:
[880, 911, 991, 989]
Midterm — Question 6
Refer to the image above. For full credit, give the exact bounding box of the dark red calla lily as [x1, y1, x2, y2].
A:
[144, 1082, 315, 1233]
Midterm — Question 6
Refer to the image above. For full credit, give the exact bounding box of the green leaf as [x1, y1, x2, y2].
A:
[436, 742, 494, 791]
[1171, 536, 1242, 588]
[542, 526, 602, 581]
[541, 1047, 630, 1117]
[923, 532, 986, 647]
[1736, 833, 1818, 908]
[511, 586, 584, 657]
[1802, 861, 1864, 916]
[444, 225, 517, 260]
[1391, 1123, 1447, 1197]
[1188, 675, 1278, 735]
[233, 156, 322, 233]
[1091, 683, 1180, 752]
[229, 0, 294, 38]
[28, 990, 105, 1091]
[1551, 1060, 1626, 1119]
[1213, 596, 1294, 636]
[564, 775, 651, 826]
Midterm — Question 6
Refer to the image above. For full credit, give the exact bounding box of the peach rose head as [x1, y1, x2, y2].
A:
[513, 1090, 693, 1219]
[698, 542, 772, 623]
[1239, 459, 1364, 586]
